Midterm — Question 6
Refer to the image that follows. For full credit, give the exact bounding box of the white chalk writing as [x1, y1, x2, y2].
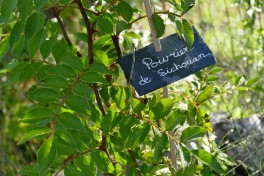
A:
[142, 47, 188, 70]
[157, 53, 210, 77]
[139, 76, 152, 85]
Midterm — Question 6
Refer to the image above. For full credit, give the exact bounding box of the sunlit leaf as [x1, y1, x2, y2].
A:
[20, 107, 54, 124]
[65, 95, 90, 114]
[196, 84, 214, 104]
[87, 63, 111, 75]
[246, 77, 259, 87]
[182, 19, 194, 49]
[152, 132, 168, 162]
[116, 1, 133, 22]
[37, 137, 57, 175]
[81, 71, 108, 85]
[27, 88, 61, 103]
[180, 126, 207, 142]
[18, 127, 51, 144]
[150, 98, 174, 120]
[153, 14, 165, 38]
[192, 149, 225, 175]
[97, 13, 114, 34]
[59, 112, 84, 131]
[165, 109, 187, 131]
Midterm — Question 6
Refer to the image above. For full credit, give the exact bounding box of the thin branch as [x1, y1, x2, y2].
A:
[75, 0, 94, 64]
[100, 0, 121, 14]
[54, 9, 82, 57]
[129, 11, 181, 25]
[155, 11, 182, 18]
[111, 35, 122, 57]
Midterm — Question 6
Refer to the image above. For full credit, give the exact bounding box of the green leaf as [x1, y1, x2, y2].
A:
[246, 77, 259, 87]
[34, 0, 48, 10]
[27, 29, 46, 58]
[94, 49, 109, 65]
[150, 98, 174, 120]
[87, 63, 111, 75]
[52, 40, 69, 64]
[153, 14, 165, 38]
[0, 59, 19, 74]
[62, 56, 83, 72]
[175, 19, 184, 36]
[116, 20, 131, 34]
[129, 123, 150, 149]
[132, 98, 147, 113]
[165, 109, 187, 131]
[4, 61, 29, 86]
[182, 19, 194, 49]
[152, 132, 168, 162]
[176, 164, 197, 176]
[93, 35, 112, 47]
[116, 1, 133, 22]
[20, 163, 39, 176]
[209, 67, 224, 74]
[206, 75, 219, 82]
[75, 155, 96, 176]
[97, 13, 114, 34]
[196, 84, 214, 104]
[180, 144, 192, 163]
[27, 88, 61, 103]
[41, 75, 68, 88]
[81, 71, 108, 85]
[101, 111, 115, 134]
[181, 0, 195, 14]
[0, 0, 18, 21]
[11, 36, 25, 59]
[37, 137, 57, 176]
[59, 112, 84, 131]
[19, 62, 42, 82]
[192, 149, 225, 175]
[18, 0, 33, 19]
[64, 164, 85, 176]
[235, 74, 245, 86]
[0, 37, 10, 63]
[10, 20, 25, 48]
[40, 36, 57, 58]
[110, 87, 129, 110]
[165, 0, 183, 11]
[65, 95, 89, 114]
[91, 150, 109, 172]
[20, 107, 54, 124]
[72, 83, 95, 100]
[123, 32, 140, 39]
[25, 12, 45, 40]
[49, 64, 77, 79]
[18, 127, 51, 144]
[180, 126, 207, 142]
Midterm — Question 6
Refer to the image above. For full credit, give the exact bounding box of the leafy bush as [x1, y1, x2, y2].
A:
[0, 0, 263, 175]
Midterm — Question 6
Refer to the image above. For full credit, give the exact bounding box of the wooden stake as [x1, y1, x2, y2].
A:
[143, 0, 161, 52]
[143, 0, 178, 170]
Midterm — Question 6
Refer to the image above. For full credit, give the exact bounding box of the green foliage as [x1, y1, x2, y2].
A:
[0, 0, 262, 175]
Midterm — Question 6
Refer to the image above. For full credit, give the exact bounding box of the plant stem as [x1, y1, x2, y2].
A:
[75, 0, 94, 64]
[54, 9, 82, 57]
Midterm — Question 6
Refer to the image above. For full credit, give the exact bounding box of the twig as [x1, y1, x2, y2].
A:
[53, 9, 82, 57]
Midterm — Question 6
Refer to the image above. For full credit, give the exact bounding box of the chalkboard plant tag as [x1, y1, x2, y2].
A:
[118, 27, 216, 96]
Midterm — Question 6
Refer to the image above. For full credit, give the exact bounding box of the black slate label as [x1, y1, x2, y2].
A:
[118, 27, 216, 96]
